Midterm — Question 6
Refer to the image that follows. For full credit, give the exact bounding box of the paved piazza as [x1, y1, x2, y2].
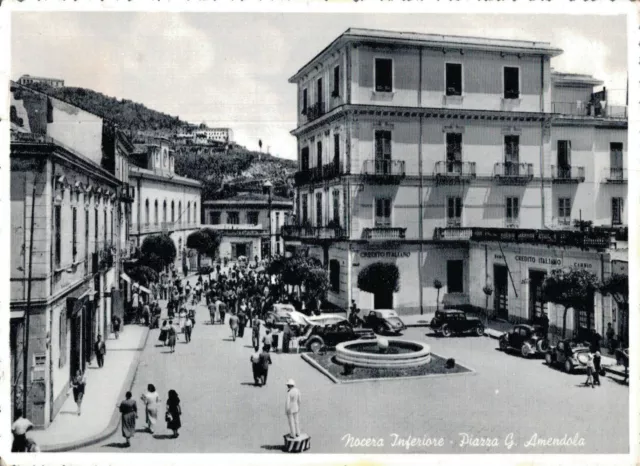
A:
[81, 288, 629, 454]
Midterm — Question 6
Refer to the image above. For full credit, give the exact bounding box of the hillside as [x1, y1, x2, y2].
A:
[23, 83, 297, 199]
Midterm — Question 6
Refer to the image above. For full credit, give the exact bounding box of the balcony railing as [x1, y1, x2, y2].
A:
[603, 168, 627, 183]
[551, 165, 585, 183]
[433, 227, 610, 249]
[493, 163, 534, 184]
[119, 182, 135, 203]
[362, 227, 406, 240]
[281, 225, 346, 240]
[552, 102, 627, 119]
[435, 161, 476, 183]
[304, 101, 325, 122]
[294, 162, 344, 186]
[361, 160, 406, 182]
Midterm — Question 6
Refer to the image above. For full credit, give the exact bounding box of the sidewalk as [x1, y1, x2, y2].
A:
[30, 325, 150, 452]
[402, 312, 624, 374]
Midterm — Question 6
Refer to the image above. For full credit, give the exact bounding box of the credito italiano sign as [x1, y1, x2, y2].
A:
[360, 251, 411, 259]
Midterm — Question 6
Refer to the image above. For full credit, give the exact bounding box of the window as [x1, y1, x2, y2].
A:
[446, 133, 462, 172]
[194, 203, 198, 223]
[504, 135, 520, 175]
[275, 212, 280, 233]
[332, 190, 340, 224]
[332, 65, 340, 97]
[72, 207, 77, 262]
[187, 202, 191, 224]
[171, 201, 175, 223]
[227, 211, 239, 225]
[612, 197, 624, 225]
[145, 199, 149, 225]
[375, 198, 392, 227]
[302, 88, 308, 114]
[447, 197, 462, 226]
[610, 142, 624, 180]
[343, 189, 348, 229]
[301, 147, 310, 171]
[374, 58, 393, 92]
[558, 197, 571, 225]
[557, 140, 571, 178]
[94, 207, 98, 250]
[445, 63, 462, 96]
[247, 211, 259, 225]
[316, 140, 323, 168]
[54, 205, 61, 268]
[84, 209, 89, 266]
[162, 201, 167, 223]
[110, 210, 113, 245]
[302, 194, 309, 223]
[317, 78, 323, 105]
[333, 133, 340, 166]
[104, 210, 107, 246]
[506, 197, 519, 223]
[504, 67, 520, 99]
[154, 200, 159, 225]
[329, 259, 340, 293]
[209, 212, 221, 225]
[315, 192, 323, 226]
[374, 130, 392, 174]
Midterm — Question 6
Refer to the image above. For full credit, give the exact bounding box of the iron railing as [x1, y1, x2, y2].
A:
[493, 162, 534, 180]
[362, 227, 406, 240]
[551, 165, 585, 182]
[435, 161, 476, 178]
[281, 225, 347, 240]
[304, 102, 325, 122]
[603, 168, 627, 183]
[552, 102, 627, 119]
[433, 227, 610, 248]
[362, 160, 406, 177]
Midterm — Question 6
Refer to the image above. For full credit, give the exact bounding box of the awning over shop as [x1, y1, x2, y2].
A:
[121, 273, 132, 284]
[133, 284, 151, 295]
[10, 310, 25, 319]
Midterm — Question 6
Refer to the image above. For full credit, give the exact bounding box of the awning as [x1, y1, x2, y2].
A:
[10, 310, 25, 319]
[137, 285, 151, 295]
[120, 273, 132, 284]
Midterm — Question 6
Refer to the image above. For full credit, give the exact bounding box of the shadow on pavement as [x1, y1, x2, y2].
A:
[153, 434, 176, 440]
[102, 442, 129, 449]
[222, 338, 235, 342]
[240, 382, 259, 387]
[260, 444, 284, 451]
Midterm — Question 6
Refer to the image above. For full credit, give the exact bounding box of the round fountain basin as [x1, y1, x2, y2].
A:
[335, 339, 431, 369]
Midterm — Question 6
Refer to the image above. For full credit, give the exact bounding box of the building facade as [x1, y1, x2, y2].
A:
[285, 28, 627, 339]
[129, 138, 202, 272]
[18, 74, 65, 88]
[9, 83, 133, 427]
[202, 192, 293, 261]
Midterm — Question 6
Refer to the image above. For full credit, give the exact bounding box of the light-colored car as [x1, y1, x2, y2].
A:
[270, 304, 312, 327]
[363, 309, 406, 335]
[306, 313, 346, 327]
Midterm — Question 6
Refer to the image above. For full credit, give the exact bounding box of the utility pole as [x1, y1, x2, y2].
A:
[23, 169, 38, 416]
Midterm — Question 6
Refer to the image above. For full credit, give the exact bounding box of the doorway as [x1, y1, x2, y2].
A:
[446, 260, 464, 293]
[493, 264, 509, 320]
[528, 270, 547, 322]
[374, 290, 393, 309]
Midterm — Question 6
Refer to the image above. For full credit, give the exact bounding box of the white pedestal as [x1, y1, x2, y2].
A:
[283, 433, 310, 453]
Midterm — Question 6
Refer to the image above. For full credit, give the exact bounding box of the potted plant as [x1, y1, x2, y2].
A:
[482, 284, 494, 325]
[433, 279, 443, 312]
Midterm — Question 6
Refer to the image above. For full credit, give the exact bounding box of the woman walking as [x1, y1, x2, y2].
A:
[167, 321, 177, 353]
[71, 369, 87, 416]
[118, 391, 138, 447]
[141, 384, 160, 433]
[165, 389, 182, 438]
[159, 320, 170, 346]
[585, 352, 595, 388]
[179, 307, 188, 333]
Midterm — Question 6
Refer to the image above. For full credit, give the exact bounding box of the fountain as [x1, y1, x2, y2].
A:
[335, 337, 431, 369]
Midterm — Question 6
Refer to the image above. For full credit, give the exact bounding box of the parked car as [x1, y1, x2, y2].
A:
[363, 309, 406, 335]
[264, 304, 311, 335]
[430, 309, 484, 337]
[545, 339, 591, 373]
[306, 313, 346, 327]
[299, 319, 375, 353]
[499, 324, 549, 358]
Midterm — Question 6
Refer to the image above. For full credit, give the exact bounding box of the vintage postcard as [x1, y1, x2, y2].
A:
[1, 2, 636, 465]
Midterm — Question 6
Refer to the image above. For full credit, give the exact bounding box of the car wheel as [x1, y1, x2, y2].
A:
[441, 324, 451, 337]
[430, 318, 437, 327]
[499, 338, 508, 351]
[475, 325, 484, 337]
[537, 339, 549, 353]
[521, 343, 531, 358]
[376, 324, 386, 335]
[307, 338, 324, 354]
[564, 360, 574, 374]
[545, 352, 553, 365]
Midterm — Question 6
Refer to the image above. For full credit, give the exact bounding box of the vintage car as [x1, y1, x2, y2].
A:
[362, 309, 407, 335]
[545, 340, 591, 373]
[499, 324, 549, 358]
[306, 313, 346, 327]
[299, 319, 375, 353]
[430, 309, 484, 337]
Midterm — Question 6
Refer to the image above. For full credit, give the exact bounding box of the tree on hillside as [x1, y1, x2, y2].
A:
[140, 234, 177, 272]
[541, 268, 600, 339]
[600, 274, 629, 345]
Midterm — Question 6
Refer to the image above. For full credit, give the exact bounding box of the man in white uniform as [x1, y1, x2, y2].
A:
[285, 379, 301, 438]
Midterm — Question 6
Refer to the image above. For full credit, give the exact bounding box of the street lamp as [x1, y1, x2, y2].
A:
[263, 181, 273, 259]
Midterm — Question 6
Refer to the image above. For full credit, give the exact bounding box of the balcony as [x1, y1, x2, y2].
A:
[552, 102, 627, 119]
[304, 101, 325, 122]
[433, 227, 610, 249]
[434, 161, 476, 184]
[281, 225, 347, 241]
[362, 227, 406, 240]
[551, 165, 585, 183]
[361, 160, 406, 184]
[603, 168, 627, 184]
[493, 163, 533, 184]
[294, 162, 344, 186]
[119, 182, 135, 203]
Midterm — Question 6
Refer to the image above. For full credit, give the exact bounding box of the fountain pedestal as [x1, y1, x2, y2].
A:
[283, 433, 311, 453]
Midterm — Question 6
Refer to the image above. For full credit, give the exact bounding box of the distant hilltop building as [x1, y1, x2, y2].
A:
[176, 126, 234, 146]
[18, 74, 65, 88]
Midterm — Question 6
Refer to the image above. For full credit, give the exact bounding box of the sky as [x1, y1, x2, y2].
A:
[12, 13, 627, 160]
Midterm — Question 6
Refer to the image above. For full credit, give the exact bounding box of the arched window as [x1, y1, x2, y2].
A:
[187, 202, 191, 224]
[163, 200, 167, 223]
[145, 199, 149, 225]
[171, 201, 175, 223]
[178, 201, 182, 224]
[154, 200, 158, 225]
[194, 202, 198, 224]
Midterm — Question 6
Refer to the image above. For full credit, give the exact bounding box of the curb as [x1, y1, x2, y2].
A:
[41, 327, 151, 452]
[300, 353, 339, 384]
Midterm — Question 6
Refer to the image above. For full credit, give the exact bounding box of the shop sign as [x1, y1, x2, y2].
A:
[495, 253, 595, 269]
[359, 251, 411, 259]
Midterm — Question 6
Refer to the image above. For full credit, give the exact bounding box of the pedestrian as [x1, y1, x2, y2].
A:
[250, 349, 262, 386]
[112, 314, 122, 339]
[132, 287, 140, 322]
[167, 321, 177, 353]
[142, 302, 151, 327]
[94, 334, 106, 368]
[11, 408, 33, 452]
[141, 384, 160, 433]
[258, 345, 273, 386]
[593, 351, 602, 386]
[219, 300, 227, 325]
[117, 391, 138, 447]
[208, 301, 217, 325]
[252, 319, 261, 351]
[184, 315, 193, 343]
[237, 310, 246, 338]
[585, 352, 595, 388]
[179, 307, 188, 334]
[606, 323, 615, 352]
[188, 307, 196, 327]
[282, 323, 292, 353]
[166, 389, 182, 438]
[71, 369, 87, 416]
[229, 312, 239, 341]
[262, 328, 273, 352]
[285, 379, 301, 439]
[159, 320, 170, 346]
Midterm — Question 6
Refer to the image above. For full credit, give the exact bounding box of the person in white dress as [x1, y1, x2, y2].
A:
[178, 308, 188, 334]
[141, 384, 160, 433]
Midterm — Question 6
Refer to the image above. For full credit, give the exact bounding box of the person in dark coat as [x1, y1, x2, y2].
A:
[167, 322, 177, 353]
[112, 315, 122, 339]
[282, 323, 292, 353]
[71, 369, 87, 416]
[94, 335, 106, 368]
[258, 346, 273, 386]
[237, 310, 247, 338]
[118, 391, 138, 447]
[166, 389, 182, 438]
[250, 350, 262, 386]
